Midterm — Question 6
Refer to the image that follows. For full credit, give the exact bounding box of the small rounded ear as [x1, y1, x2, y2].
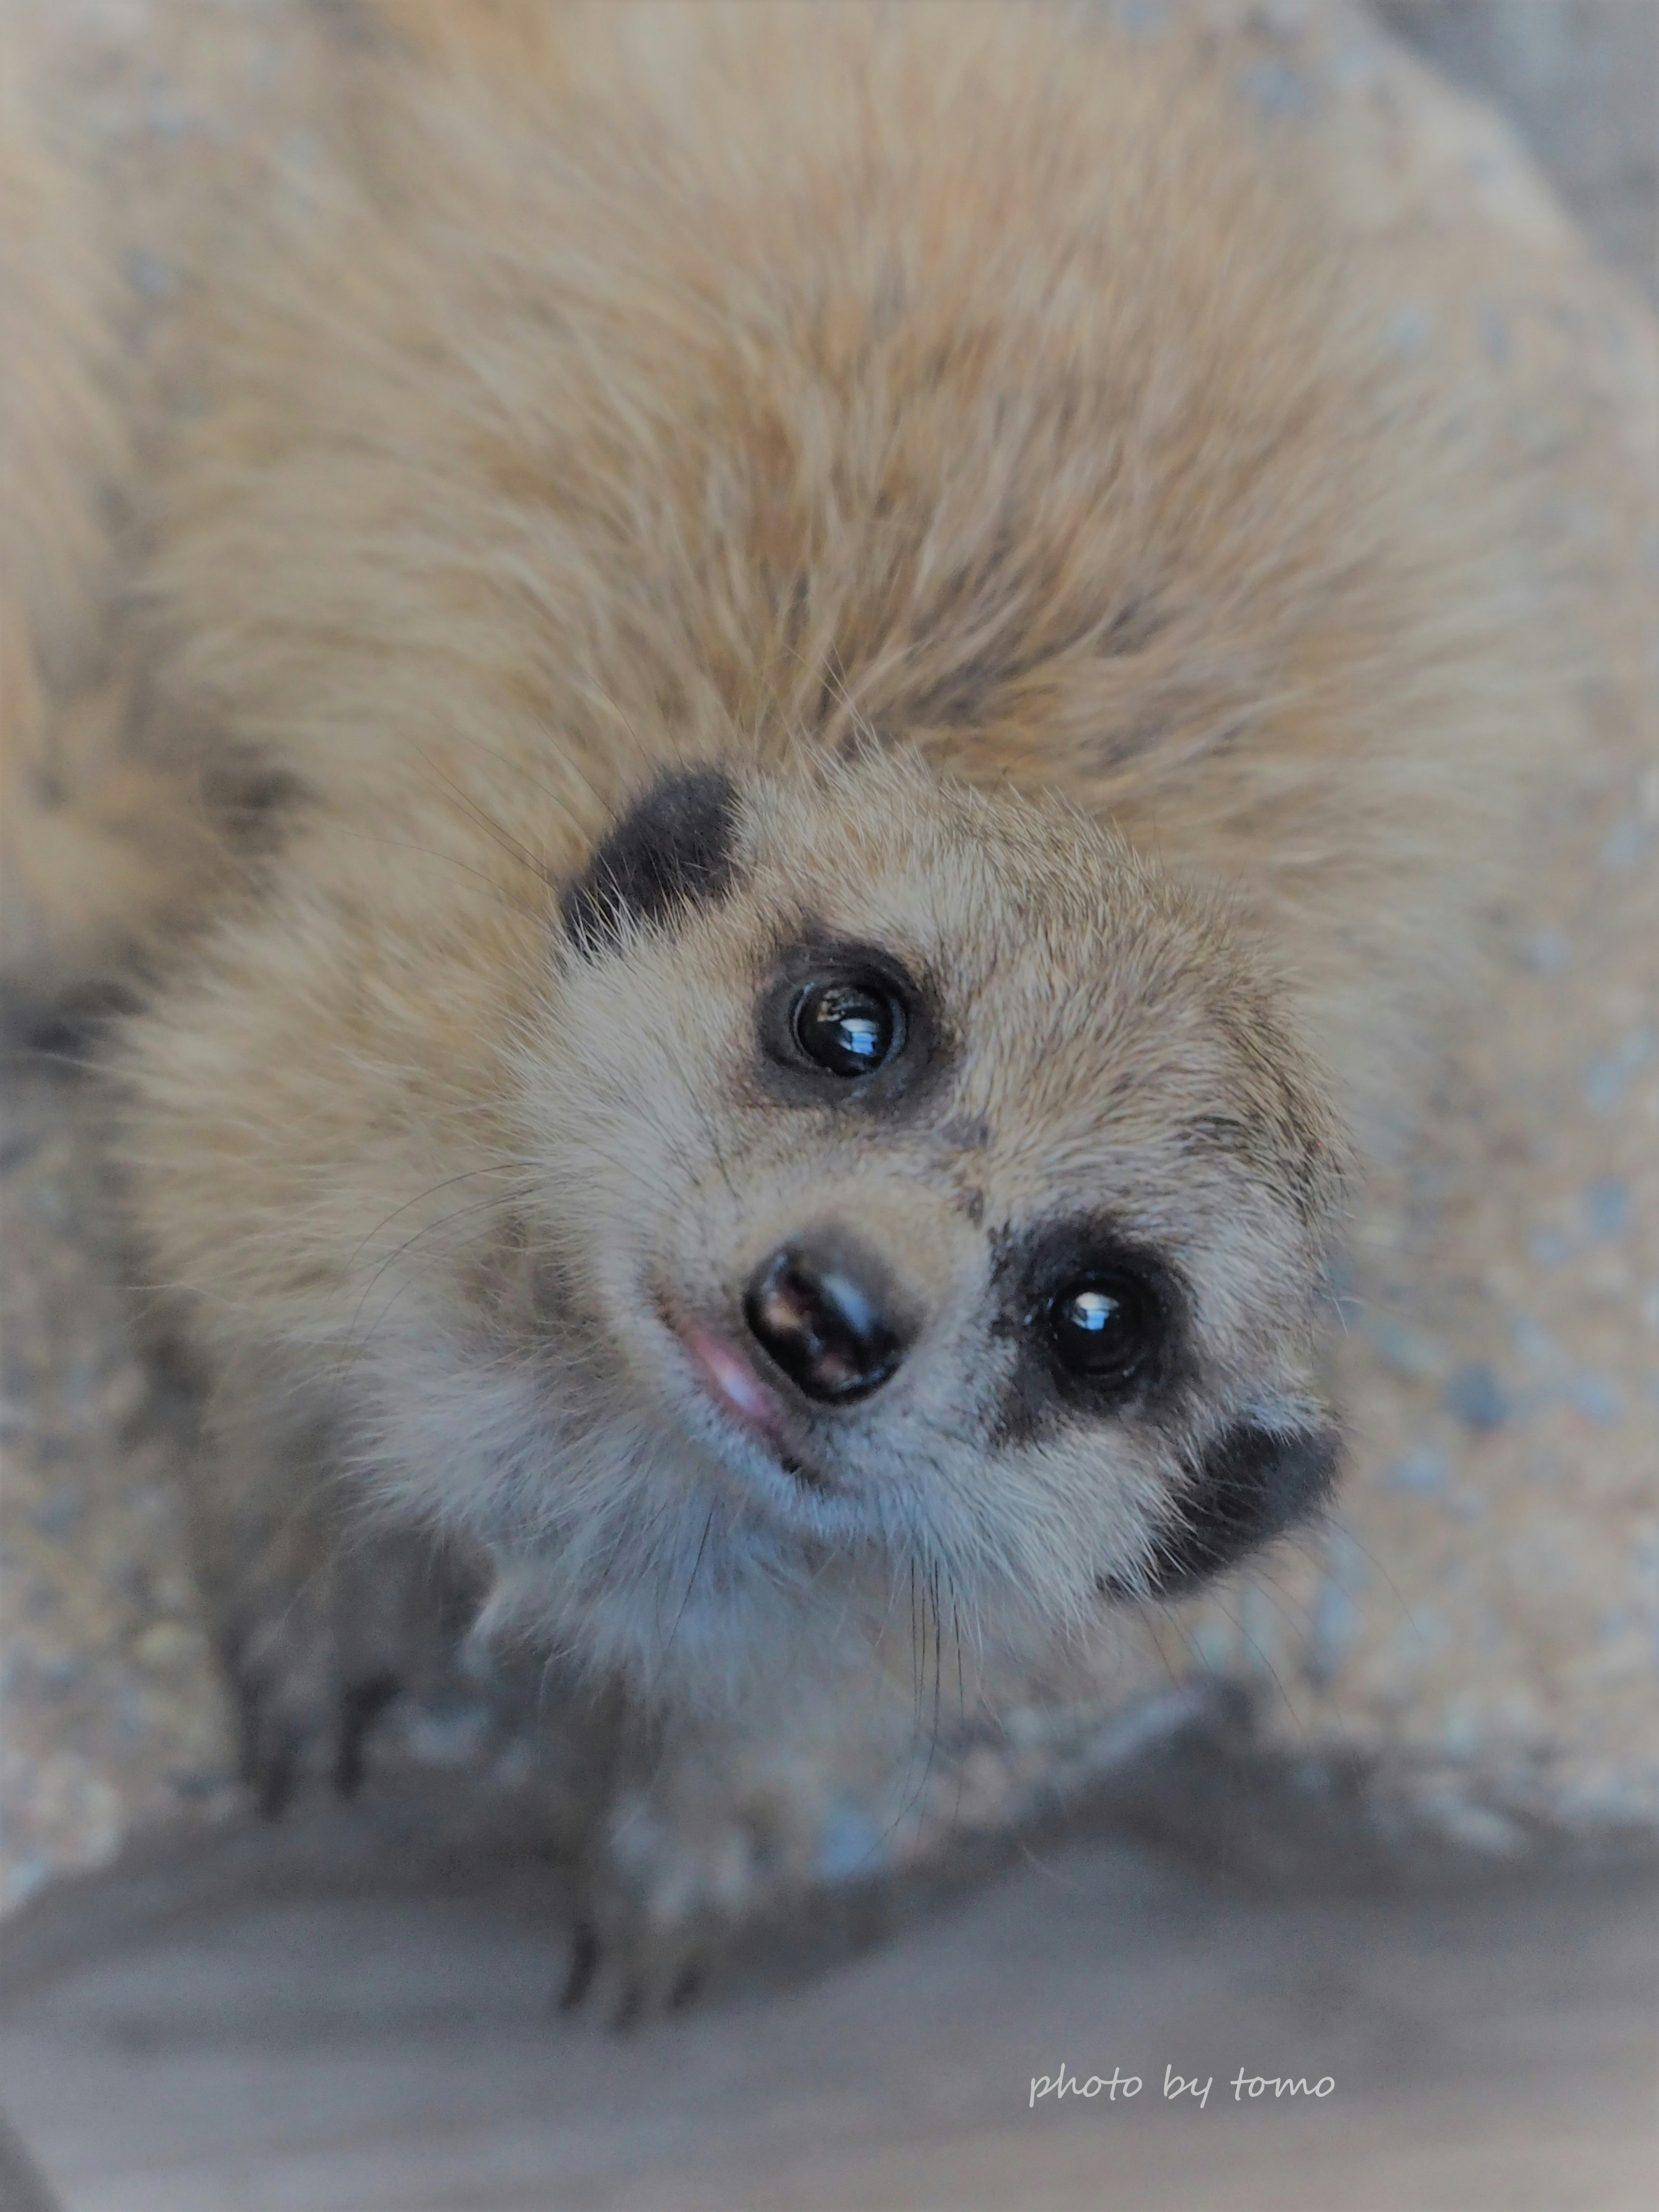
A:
[560, 766, 741, 957]
[1102, 1414, 1341, 1600]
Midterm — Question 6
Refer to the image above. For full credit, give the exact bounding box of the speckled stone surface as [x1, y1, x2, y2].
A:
[0, 1055, 233, 1913]
[1146, 0, 1659, 1846]
[1379, 0, 1657, 302]
[1, 0, 1654, 1914]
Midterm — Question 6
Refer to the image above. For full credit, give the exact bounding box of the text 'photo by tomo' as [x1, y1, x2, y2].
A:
[0, 3, 1654, 2208]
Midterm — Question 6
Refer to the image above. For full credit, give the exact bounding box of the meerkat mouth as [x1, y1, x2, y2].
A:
[679, 1320, 786, 1440]
[661, 1309, 828, 1492]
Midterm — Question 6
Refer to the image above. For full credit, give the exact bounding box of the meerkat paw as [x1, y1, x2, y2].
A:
[219, 1591, 336, 1819]
[560, 1729, 844, 2028]
[218, 1539, 415, 1818]
[188, 1367, 493, 1815]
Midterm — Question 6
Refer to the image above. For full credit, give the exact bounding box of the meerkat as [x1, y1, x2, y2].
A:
[2, 0, 1571, 2014]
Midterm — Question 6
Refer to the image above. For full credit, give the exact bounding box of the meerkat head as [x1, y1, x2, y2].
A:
[364, 744, 1344, 1700]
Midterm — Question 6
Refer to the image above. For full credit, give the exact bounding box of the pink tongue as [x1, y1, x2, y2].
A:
[682, 1325, 784, 1440]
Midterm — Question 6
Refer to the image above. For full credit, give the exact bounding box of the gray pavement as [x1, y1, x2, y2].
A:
[0, 1795, 1653, 2212]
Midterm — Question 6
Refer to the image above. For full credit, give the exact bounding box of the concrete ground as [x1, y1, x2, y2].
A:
[0, 1788, 1654, 2212]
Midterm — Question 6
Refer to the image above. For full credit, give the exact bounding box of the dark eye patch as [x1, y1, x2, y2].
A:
[562, 767, 739, 957]
[989, 1215, 1189, 1444]
[1105, 1416, 1341, 1599]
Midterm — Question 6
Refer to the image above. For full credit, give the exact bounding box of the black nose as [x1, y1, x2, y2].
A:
[743, 1234, 911, 1405]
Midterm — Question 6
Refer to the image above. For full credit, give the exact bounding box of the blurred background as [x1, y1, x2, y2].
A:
[0, 4, 1654, 2209]
[1377, 0, 1655, 296]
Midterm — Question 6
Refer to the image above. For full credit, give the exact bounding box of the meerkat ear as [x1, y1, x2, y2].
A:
[561, 766, 741, 956]
[1119, 1412, 1341, 1600]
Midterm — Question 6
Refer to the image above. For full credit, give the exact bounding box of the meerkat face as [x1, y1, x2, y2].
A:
[365, 747, 1344, 1698]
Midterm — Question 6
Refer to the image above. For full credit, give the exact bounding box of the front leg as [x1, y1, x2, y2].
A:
[184, 1350, 486, 1814]
[560, 1658, 963, 2027]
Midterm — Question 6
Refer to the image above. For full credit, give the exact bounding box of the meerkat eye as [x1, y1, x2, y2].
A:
[789, 976, 905, 1078]
[1047, 1269, 1163, 1389]
[758, 944, 935, 1104]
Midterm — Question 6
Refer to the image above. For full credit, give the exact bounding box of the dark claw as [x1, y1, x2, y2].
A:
[668, 1964, 702, 2013]
[234, 1709, 261, 1792]
[558, 1919, 600, 2013]
[254, 1724, 299, 1820]
[332, 1673, 401, 1798]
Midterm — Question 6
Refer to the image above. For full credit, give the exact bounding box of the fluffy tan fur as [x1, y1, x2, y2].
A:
[2, 0, 1574, 1981]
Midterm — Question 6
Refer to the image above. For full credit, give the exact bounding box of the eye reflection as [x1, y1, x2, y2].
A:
[790, 978, 902, 1077]
[1046, 1269, 1160, 1389]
